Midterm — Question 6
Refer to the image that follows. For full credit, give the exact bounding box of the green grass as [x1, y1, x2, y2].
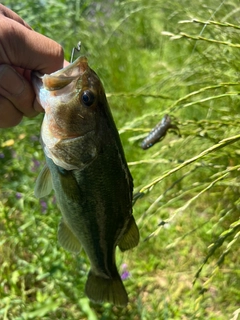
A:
[0, 0, 240, 319]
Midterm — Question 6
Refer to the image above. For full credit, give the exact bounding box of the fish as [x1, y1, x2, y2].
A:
[32, 56, 139, 307]
[141, 114, 180, 150]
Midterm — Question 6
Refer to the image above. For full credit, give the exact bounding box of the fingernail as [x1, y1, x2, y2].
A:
[0, 65, 24, 95]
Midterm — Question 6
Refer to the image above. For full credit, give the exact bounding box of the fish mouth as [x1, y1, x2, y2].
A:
[32, 56, 89, 109]
[32, 56, 88, 92]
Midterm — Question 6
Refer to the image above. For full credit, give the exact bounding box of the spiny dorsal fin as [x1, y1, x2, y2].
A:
[58, 218, 81, 253]
[34, 164, 53, 198]
[118, 216, 139, 252]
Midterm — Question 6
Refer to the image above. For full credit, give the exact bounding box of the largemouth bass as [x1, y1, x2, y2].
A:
[32, 56, 139, 306]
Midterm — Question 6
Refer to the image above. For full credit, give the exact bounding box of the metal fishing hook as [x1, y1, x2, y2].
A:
[70, 41, 81, 63]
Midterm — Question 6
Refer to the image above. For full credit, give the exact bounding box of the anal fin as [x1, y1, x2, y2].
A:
[58, 218, 81, 253]
[118, 216, 139, 252]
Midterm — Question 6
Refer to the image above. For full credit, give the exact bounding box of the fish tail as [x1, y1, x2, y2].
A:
[85, 270, 128, 307]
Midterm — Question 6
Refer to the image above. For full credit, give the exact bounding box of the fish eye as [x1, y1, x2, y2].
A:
[81, 90, 95, 107]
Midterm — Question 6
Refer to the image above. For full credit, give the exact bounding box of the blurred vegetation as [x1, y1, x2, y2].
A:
[0, 0, 240, 319]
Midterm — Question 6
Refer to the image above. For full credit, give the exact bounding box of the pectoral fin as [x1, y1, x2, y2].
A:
[58, 218, 81, 253]
[118, 216, 139, 252]
[34, 164, 53, 198]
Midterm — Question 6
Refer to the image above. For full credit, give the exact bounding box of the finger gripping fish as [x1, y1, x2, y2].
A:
[32, 56, 139, 307]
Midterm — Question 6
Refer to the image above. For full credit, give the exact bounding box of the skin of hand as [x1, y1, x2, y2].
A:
[0, 4, 68, 128]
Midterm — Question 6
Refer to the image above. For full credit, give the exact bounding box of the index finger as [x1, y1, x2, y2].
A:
[0, 4, 31, 28]
[0, 5, 64, 74]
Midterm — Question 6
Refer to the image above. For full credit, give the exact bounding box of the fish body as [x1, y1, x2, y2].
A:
[33, 56, 139, 306]
[141, 114, 180, 150]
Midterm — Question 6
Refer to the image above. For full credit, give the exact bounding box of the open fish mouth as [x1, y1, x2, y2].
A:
[32, 56, 90, 109]
[32, 56, 88, 92]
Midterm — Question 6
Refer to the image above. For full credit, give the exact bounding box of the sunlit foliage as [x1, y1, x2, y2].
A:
[0, 0, 239, 319]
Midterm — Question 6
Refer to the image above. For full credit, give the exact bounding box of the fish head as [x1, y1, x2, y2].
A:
[33, 56, 105, 139]
[32, 56, 108, 170]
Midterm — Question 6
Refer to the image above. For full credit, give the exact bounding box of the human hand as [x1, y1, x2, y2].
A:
[0, 4, 65, 128]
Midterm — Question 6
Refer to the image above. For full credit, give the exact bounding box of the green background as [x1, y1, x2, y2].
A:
[0, 0, 239, 319]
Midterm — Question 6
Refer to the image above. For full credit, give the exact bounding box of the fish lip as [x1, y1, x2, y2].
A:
[33, 71, 44, 79]
[32, 56, 89, 91]
[50, 56, 88, 78]
[31, 71, 44, 94]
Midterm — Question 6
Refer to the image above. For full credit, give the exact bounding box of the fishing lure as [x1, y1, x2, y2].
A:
[141, 114, 180, 150]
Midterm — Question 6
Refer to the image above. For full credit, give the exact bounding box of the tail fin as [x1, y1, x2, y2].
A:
[85, 270, 128, 307]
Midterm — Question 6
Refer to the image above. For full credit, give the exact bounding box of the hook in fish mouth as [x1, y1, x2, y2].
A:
[71, 41, 82, 63]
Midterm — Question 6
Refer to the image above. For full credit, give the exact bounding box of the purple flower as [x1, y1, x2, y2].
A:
[16, 192, 22, 199]
[31, 159, 41, 172]
[121, 270, 130, 280]
[40, 200, 47, 214]
[121, 263, 130, 280]
[0, 153, 4, 158]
